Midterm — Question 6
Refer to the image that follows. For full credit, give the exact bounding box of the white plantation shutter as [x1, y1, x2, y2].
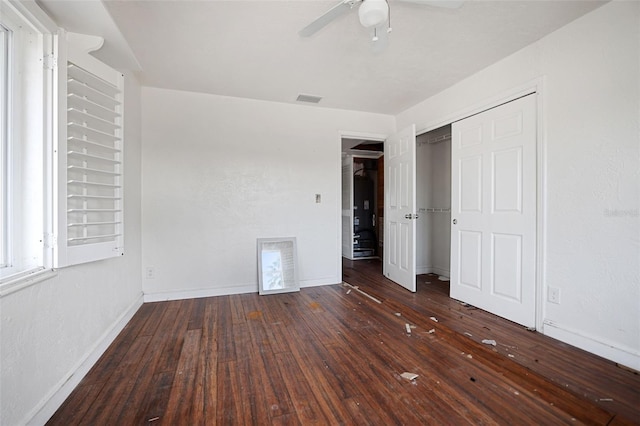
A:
[54, 31, 124, 267]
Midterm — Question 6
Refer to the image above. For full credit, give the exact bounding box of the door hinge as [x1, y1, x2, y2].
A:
[43, 54, 58, 71]
[43, 233, 57, 248]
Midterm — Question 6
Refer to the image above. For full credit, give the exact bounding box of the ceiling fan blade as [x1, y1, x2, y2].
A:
[399, 0, 465, 8]
[299, 0, 361, 37]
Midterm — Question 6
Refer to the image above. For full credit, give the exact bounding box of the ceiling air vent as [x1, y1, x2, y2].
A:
[296, 94, 323, 104]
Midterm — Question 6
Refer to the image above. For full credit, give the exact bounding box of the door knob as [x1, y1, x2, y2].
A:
[453, 218, 457, 224]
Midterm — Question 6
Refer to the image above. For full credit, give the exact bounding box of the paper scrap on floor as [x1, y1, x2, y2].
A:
[400, 372, 419, 380]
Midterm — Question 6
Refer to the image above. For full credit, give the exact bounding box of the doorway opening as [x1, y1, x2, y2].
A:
[415, 125, 452, 280]
[341, 138, 384, 261]
[340, 124, 452, 279]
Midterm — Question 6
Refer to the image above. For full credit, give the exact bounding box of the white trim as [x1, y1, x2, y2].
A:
[143, 277, 339, 303]
[0, 268, 57, 297]
[7, 0, 57, 33]
[543, 319, 640, 371]
[339, 130, 388, 143]
[534, 78, 547, 332]
[414, 79, 541, 136]
[144, 285, 257, 303]
[299, 277, 339, 288]
[337, 130, 388, 284]
[26, 294, 144, 426]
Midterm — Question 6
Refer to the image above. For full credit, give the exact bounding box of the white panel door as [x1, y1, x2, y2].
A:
[450, 94, 537, 327]
[384, 125, 417, 292]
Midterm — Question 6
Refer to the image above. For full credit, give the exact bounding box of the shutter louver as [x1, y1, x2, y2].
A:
[54, 31, 124, 267]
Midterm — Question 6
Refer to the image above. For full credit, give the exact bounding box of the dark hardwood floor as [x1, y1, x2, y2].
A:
[48, 259, 639, 425]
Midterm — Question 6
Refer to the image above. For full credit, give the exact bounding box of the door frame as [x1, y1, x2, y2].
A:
[337, 131, 388, 282]
[343, 152, 384, 261]
[409, 78, 546, 331]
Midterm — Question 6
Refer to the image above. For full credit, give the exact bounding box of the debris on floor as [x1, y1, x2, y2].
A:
[599, 398, 614, 402]
[464, 332, 473, 337]
[438, 276, 450, 281]
[400, 372, 419, 381]
[482, 339, 497, 346]
[148, 417, 160, 423]
[346, 289, 351, 294]
[394, 312, 402, 317]
[430, 316, 439, 323]
[508, 354, 515, 358]
[427, 329, 435, 334]
[342, 282, 382, 304]
[405, 324, 412, 334]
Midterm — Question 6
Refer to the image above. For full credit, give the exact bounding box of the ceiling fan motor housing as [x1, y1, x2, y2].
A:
[358, 0, 389, 28]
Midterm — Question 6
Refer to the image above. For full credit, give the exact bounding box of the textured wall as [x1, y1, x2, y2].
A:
[0, 74, 143, 426]
[141, 88, 395, 300]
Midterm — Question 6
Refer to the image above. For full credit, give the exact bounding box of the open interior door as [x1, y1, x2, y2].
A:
[341, 156, 354, 259]
[450, 94, 537, 327]
[384, 125, 417, 292]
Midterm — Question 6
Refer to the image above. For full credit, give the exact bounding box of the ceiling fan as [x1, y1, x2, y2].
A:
[299, 0, 464, 47]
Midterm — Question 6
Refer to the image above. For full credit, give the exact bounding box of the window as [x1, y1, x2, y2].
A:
[0, 3, 123, 289]
[0, 1, 50, 283]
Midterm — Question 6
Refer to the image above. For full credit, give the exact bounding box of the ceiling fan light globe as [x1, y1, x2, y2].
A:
[358, 0, 388, 28]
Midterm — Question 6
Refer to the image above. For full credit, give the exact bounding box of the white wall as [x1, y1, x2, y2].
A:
[0, 74, 143, 425]
[398, 1, 640, 369]
[141, 88, 395, 300]
[428, 139, 451, 277]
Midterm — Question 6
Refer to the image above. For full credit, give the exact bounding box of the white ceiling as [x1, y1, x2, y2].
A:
[38, 0, 606, 115]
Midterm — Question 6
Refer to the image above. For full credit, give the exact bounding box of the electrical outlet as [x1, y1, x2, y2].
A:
[145, 267, 155, 279]
[548, 286, 560, 304]
[315, 193, 321, 203]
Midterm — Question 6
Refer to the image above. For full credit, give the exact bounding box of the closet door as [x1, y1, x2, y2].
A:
[450, 94, 537, 327]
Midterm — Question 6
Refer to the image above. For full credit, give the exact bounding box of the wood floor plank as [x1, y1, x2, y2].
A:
[80, 334, 153, 425]
[47, 259, 640, 425]
[200, 296, 219, 423]
[45, 384, 102, 426]
[274, 351, 326, 425]
[187, 297, 207, 331]
[162, 328, 202, 424]
[73, 302, 158, 388]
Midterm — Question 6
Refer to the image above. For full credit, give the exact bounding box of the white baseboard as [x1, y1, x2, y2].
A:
[143, 277, 338, 303]
[300, 276, 340, 288]
[143, 284, 258, 302]
[543, 319, 640, 371]
[27, 294, 144, 426]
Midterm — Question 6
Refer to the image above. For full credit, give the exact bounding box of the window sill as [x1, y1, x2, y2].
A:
[0, 268, 58, 297]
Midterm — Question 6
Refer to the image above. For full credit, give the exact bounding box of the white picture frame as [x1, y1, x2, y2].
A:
[257, 237, 299, 295]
